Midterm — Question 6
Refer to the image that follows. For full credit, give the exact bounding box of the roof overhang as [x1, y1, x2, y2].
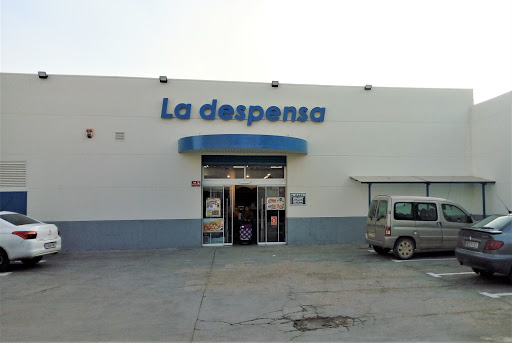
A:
[178, 134, 308, 154]
[351, 176, 496, 216]
[350, 176, 495, 184]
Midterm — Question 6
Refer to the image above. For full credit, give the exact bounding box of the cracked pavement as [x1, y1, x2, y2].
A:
[1, 244, 511, 342]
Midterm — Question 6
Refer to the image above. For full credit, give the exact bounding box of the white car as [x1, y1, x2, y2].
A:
[0, 211, 61, 272]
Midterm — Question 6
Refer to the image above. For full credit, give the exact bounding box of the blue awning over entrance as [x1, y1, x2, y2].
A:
[178, 134, 308, 154]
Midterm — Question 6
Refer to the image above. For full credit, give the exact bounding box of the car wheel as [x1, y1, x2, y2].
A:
[471, 268, 494, 278]
[373, 246, 391, 255]
[0, 249, 10, 273]
[393, 238, 415, 260]
[21, 256, 42, 266]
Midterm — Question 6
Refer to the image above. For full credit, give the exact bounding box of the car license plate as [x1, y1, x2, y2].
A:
[368, 232, 375, 238]
[464, 241, 479, 249]
[44, 242, 57, 249]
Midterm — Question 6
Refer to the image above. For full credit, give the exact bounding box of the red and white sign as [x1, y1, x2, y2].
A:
[271, 216, 278, 226]
[191, 181, 201, 187]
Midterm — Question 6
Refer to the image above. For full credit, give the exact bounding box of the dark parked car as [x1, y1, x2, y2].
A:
[455, 214, 512, 280]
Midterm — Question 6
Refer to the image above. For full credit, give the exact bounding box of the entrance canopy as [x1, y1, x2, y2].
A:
[178, 134, 307, 154]
[350, 176, 496, 216]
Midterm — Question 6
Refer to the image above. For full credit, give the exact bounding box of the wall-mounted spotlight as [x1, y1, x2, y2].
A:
[38, 71, 48, 79]
[364, 85, 372, 90]
[86, 128, 94, 139]
[159, 76, 168, 83]
[271, 81, 279, 88]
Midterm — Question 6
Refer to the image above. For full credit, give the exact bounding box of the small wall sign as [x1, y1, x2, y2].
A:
[290, 193, 306, 205]
[191, 181, 201, 187]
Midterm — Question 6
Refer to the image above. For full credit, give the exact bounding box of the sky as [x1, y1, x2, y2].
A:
[1, 0, 511, 104]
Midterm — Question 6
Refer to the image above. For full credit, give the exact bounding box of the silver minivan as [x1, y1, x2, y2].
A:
[366, 195, 473, 259]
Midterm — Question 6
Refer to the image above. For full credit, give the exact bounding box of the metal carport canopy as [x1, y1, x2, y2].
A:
[350, 176, 496, 217]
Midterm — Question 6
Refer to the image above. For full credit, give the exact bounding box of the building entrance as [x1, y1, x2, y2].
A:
[202, 185, 286, 246]
[201, 158, 287, 246]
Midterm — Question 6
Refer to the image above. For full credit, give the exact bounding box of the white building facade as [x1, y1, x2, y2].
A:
[0, 73, 510, 250]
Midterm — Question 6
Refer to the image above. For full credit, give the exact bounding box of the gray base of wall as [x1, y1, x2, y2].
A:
[287, 217, 367, 245]
[53, 219, 202, 251]
[52, 217, 367, 251]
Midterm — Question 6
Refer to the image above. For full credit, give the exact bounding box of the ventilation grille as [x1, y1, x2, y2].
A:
[0, 161, 27, 187]
[115, 131, 125, 142]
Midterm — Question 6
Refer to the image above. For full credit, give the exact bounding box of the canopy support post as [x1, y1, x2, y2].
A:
[482, 183, 487, 218]
[368, 183, 372, 207]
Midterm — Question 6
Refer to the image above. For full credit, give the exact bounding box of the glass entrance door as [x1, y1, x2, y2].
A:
[202, 160, 286, 246]
[202, 186, 235, 246]
[258, 186, 286, 244]
[202, 186, 225, 245]
[202, 185, 286, 246]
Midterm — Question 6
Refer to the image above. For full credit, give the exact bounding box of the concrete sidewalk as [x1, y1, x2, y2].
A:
[1, 244, 511, 342]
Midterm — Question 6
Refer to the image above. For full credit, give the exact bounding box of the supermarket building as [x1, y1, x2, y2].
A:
[0, 73, 511, 251]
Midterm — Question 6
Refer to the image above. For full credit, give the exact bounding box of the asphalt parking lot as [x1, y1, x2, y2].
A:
[1, 244, 511, 342]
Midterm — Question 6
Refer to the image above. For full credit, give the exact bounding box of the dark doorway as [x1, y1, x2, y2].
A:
[234, 186, 257, 245]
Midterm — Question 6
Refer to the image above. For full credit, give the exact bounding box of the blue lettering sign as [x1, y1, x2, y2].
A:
[200, 99, 217, 120]
[265, 106, 281, 122]
[298, 107, 308, 122]
[218, 105, 234, 120]
[161, 98, 173, 118]
[175, 103, 191, 119]
[310, 107, 325, 122]
[235, 105, 246, 120]
[161, 98, 326, 125]
[283, 106, 297, 122]
[247, 106, 264, 126]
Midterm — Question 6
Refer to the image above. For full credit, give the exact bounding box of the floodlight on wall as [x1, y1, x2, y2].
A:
[159, 76, 168, 83]
[271, 81, 279, 88]
[38, 71, 48, 79]
[364, 85, 372, 90]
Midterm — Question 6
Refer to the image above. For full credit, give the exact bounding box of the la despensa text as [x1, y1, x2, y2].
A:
[161, 98, 326, 126]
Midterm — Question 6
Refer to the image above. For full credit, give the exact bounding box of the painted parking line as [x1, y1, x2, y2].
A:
[392, 258, 457, 263]
[427, 272, 475, 278]
[480, 292, 512, 299]
[0, 272, 12, 277]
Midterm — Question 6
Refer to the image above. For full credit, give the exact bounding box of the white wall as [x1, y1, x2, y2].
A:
[1, 73, 475, 221]
[471, 91, 512, 215]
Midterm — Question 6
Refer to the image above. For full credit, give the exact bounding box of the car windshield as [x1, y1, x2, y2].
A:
[0, 213, 40, 226]
[472, 216, 512, 232]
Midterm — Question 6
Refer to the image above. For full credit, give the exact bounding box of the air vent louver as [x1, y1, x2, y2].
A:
[0, 161, 26, 187]
[115, 132, 125, 141]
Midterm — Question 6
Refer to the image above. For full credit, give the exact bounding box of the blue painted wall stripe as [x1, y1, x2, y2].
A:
[0, 191, 27, 214]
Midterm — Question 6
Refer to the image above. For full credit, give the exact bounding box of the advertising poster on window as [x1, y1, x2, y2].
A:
[206, 198, 221, 217]
[267, 197, 285, 210]
[203, 218, 224, 232]
[271, 216, 278, 226]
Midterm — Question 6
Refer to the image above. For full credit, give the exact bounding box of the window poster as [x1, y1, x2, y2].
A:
[206, 198, 221, 217]
[267, 197, 285, 210]
[271, 216, 278, 226]
[203, 218, 224, 232]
